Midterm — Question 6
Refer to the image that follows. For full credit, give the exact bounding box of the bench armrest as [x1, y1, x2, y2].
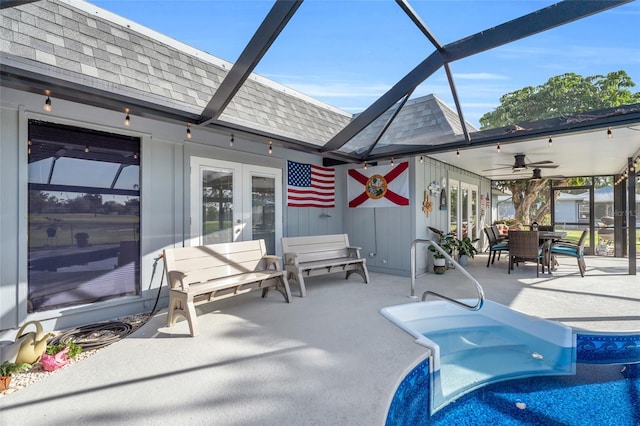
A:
[283, 252, 299, 266]
[167, 271, 188, 291]
[262, 255, 282, 271]
[346, 246, 362, 258]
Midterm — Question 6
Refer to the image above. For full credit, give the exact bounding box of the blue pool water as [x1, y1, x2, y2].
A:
[429, 324, 573, 412]
[382, 299, 640, 424]
[387, 362, 640, 425]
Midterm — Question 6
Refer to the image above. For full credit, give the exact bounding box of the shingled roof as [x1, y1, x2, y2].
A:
[342, 94, 478, 156]
[0, 0, 352, 146]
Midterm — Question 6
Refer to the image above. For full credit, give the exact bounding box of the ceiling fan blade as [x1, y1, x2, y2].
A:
[526, 160, 554, 166]
[481, 165, 513, 172]
[534, 164, 559, 168]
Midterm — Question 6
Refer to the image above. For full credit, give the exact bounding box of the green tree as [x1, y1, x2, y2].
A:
[482, 71, 639, 224]
[480, 71, 640, 129]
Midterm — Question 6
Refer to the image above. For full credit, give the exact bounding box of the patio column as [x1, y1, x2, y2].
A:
[628, 158, 637, 275]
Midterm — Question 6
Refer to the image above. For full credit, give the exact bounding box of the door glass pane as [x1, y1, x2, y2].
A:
[251, 175, 276, 254]
[471, 188, 478, 240]
[449, 180, 458, 235]
[202, 169, 233, 244]
[461, 185, 469, 239]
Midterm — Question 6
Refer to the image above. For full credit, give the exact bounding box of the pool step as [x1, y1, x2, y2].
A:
[431, 337, 574, 413]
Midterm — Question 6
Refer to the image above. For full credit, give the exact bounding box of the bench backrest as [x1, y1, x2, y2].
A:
[282, 234, 352, 263]
[164, 239, 268, 289]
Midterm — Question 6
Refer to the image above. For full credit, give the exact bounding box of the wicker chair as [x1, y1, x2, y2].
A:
[508, 230, 543, 277]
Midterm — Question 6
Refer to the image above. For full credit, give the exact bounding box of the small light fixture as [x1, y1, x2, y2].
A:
[84, 146, 89, 153]
[419, 155, 424, 164]
[607, 128, 612, 138]
[268, 140, 272, 155]
[363, 161, 368, 170]
[43, 92, 52, 112]
[27, 139, 32, 155]
[390, 157, 394, 166]
[133, 152, 138, 160]
[456, 149, 460, 158]
[230, 134, 234, 147]
[548, 137, 553, 147]
[124, 108, 131, 126]
[531, 168, 542, 181]
[186, 123, 192, 139]
[497, 143, 501, 153]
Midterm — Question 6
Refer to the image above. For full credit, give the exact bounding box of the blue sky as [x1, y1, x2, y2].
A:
[90, 0, 640, 128]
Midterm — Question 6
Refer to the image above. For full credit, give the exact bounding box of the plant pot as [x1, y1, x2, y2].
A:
[433, 257, 446, 274]
[458, 255, 469, 266]
[0, 375, 11, 391]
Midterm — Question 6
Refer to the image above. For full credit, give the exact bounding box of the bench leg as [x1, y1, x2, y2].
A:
[346, 263, 370, 284]
[167, 291, 199, 337]
[286, 270, 307, 297]
[265, 276, 292, 302]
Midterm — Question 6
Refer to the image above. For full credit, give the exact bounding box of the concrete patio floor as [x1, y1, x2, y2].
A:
[1, 254, 638, 425]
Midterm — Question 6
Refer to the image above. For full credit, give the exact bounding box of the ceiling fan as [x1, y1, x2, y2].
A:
[482, 154, 559, 172]
[530, 168, 565, 181]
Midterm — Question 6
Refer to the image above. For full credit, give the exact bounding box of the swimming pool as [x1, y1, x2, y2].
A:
[382, 299, 640, 424]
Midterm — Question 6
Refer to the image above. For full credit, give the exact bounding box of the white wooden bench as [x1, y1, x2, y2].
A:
[281, 234, 370, 297]
[163, 239, 291, 337]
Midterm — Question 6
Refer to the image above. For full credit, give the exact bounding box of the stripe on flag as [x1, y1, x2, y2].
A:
[287, 161, 335, 208]
[347, 161, 409, 208]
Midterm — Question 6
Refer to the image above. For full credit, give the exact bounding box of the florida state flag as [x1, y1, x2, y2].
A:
[347, 162, 410, 208]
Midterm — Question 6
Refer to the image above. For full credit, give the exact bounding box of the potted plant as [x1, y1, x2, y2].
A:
[429, 234, 455, 274]
[41, 340, 82, 371]
[0, 361, 31, 391]
[456, 237, 479, 266]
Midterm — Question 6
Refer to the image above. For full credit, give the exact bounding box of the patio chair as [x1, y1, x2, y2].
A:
[484, 226, 508, 267]
[491, 224, 509, 242]
[550, 229, 588, 277]
[508, 230, 543, 277]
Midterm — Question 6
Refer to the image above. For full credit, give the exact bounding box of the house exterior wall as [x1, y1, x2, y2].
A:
[0, 86, 345, 338]
[0, 85, 487, 338]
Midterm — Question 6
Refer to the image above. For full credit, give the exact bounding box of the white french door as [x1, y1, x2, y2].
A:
[449, 179, 479, 241]
[190, 157, 282, 255]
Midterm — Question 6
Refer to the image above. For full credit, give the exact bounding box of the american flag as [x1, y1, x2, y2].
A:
[287, 161, 335, 208]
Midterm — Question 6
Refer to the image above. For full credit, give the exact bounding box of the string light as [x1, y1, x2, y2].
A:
[607, 128, 612, 138]
[548, 137, 553, 147]
[186, 123, 192, 139]
[456, 149, 460, 158]
[133, 153, 138, 160]
[268, 140, 272, 155]
[84, 146, 89, 153]
[124, 108, 130, 126]
[230, 134, 234, 147]
[27, 139, 31, 155]
[363, 161, 368, 170]
[497, 143, 501, 153]
[419, 155, 424, 164]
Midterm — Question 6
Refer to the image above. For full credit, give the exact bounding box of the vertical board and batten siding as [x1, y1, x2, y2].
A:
[341, 165, 414, 275]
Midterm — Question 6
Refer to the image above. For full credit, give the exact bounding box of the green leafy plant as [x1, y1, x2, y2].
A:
[45, 340, 83, 358]
[456, 237, 479, 259]
[0, 361, 31, 377]
[429, 234, 456, 259]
